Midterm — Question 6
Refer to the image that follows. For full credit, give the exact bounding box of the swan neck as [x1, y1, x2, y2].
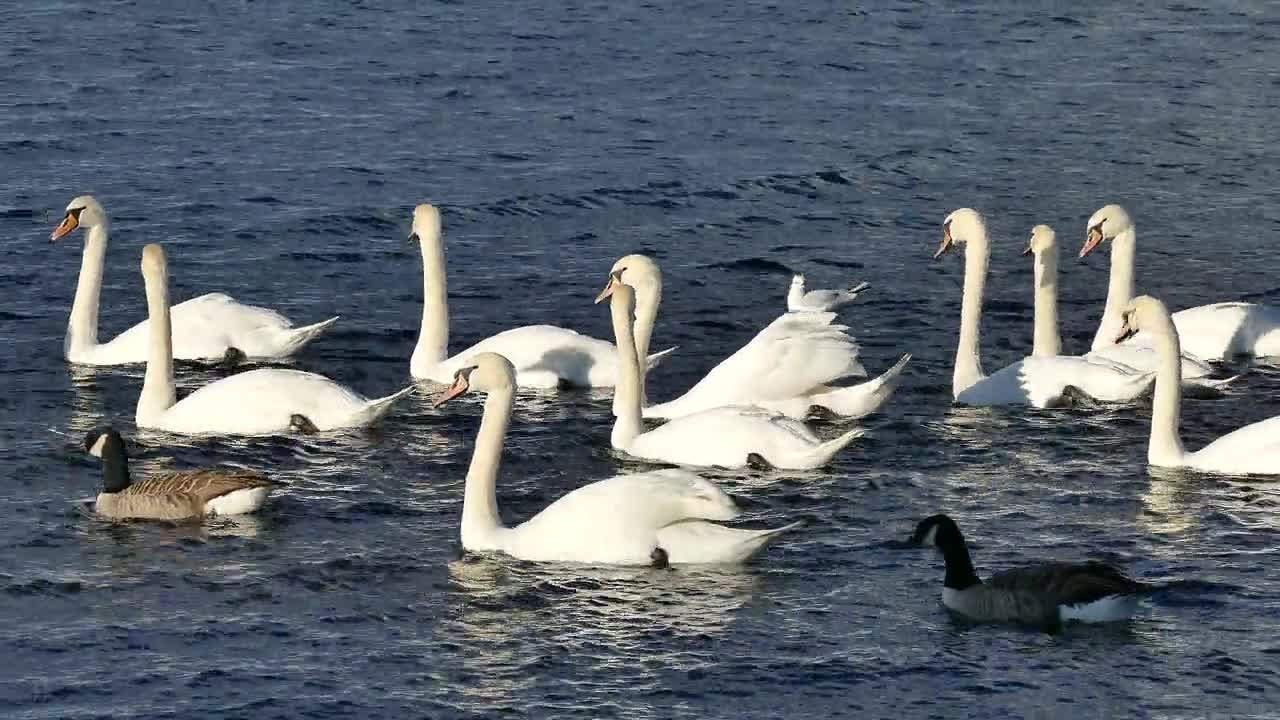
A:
[1031, 249, 1062, 358]
[954, 236, 988, 397]
[1149, 311, 1187, 465]
[787, 282, 803, 308]
[633, 281, 661, 405]
[461, 388, 512, 548]
[1093, 228, 1137, 350]
[412, 233, 449, 371]
[67, 225, 108, 357]
[137, 265, 176, 425]
[610, 295, 644, 449]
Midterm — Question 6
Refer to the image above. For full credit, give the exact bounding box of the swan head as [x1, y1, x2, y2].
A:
[140, 243, 168, 279]
[606, 254, 662, 299]
[594, 270, 637, 313]
[909, 513, 965, 552]
[1116, 295, 1169, 343]
[1080, 204, 1132, 258]
[432, 352, 516, 407]
[1025, 224, 1056, 256]
[408, 203, 442, 243]
[934, 208, 985, 259]
[51, 195, 107, 241]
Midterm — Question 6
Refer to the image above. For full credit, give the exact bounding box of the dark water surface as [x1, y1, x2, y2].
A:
[3, 1, 1279, 718]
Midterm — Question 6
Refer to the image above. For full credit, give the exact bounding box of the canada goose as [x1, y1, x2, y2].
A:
[84, 427, 281, 521]
[910, 514, 1154, 630]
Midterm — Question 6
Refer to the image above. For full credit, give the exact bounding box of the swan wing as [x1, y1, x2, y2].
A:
[153, 368, 398, 434]
[625, 406, 823, 468]
[99, 293, 310, 361]
[440, 325, 618, 388]
[654, 312, 865, 415]
[502, 469, 739, 564]
[1190, 415, 1280, 475]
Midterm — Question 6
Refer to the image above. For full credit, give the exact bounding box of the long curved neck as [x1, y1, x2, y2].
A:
[787, 281, 804, 308]
[632, 280, 661, 406]
[137, 268, 176, 424]
[942, 538, 980, 590]
[411, 233, 449, 371]
[67, 225, 108, 357]
[954, 237, 988, 397]
[461, 388, 512, 548]
[1092, 228, 1136, 350]
[1031, 248, 1062, 358]
[102, 445, 132, 494]
[610, 295, 644, 449]
[1148, 311, 1187, 466]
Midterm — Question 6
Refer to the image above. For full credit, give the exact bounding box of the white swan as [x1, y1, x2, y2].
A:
[935, 210, 1154, 408]
[432, 352, 800, 564]
[135, 244, 412, 434]
[604, 254, 911, 420]
[51, 195, 338, 365]
[1118, 296, 1280, 475]
[786, 274, 870, 312]
[1081, 204, 1280, 363]
[408, 204, 674, 389]
[600, 279, 862, 469]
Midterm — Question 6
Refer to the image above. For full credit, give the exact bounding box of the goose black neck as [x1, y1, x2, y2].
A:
[100, 434, 132, 494]
[941, 535, 980, 590]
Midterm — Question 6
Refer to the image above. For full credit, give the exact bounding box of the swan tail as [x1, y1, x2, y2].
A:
[644, 345, 679, 370]
[658, 519, 803, 564]
[350, 385, 414, 427]
[776, 428, 865, 470]
[809, 353, 911, 419]
[278, 316, 340, 355]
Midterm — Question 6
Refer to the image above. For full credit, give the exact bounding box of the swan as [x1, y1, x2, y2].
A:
[84, 426, 281, 520]
[432, 352, 800, 565]
[1080, 204, 1280, 362]
[407, 204, 674, 389]
[935, 209, 1154, 407]
[910, 514, 1154, 630]
[135, 244, 413, 434]
[599, 279, 862, 469]
[1023, 225, 1157, 398]
[603, 254, 911, 420]
[1117, 296, 1280, 475]
[786, 274, 870, 312]
[51, 195, 338, 365]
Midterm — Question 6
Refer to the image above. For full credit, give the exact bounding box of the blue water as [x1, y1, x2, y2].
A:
[3, 1, 1280, 717]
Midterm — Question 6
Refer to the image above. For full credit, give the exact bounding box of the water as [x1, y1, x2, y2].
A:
[3, 1, 1279, 717]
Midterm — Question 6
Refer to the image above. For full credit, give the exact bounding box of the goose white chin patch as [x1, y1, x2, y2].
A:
[921, 524, 939, 546]
[88, 434, 108, 458]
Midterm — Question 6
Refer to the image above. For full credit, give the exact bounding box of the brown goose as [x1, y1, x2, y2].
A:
[910, 514, 1154, 630]
[85, 427, 281, 521]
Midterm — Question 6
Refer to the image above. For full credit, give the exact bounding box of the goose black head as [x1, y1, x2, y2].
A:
[84, 426, 131, 493]
[910, 513, 965, 551]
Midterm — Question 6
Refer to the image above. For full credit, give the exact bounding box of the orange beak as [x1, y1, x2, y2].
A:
[594, 276, 619, 304]
[50, 213, 79, 241]
[933, 222, 954, 260]
[1079, 226, 1104, 258]
[432, 373, 471, 408]
[432, 371, 473, 407]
